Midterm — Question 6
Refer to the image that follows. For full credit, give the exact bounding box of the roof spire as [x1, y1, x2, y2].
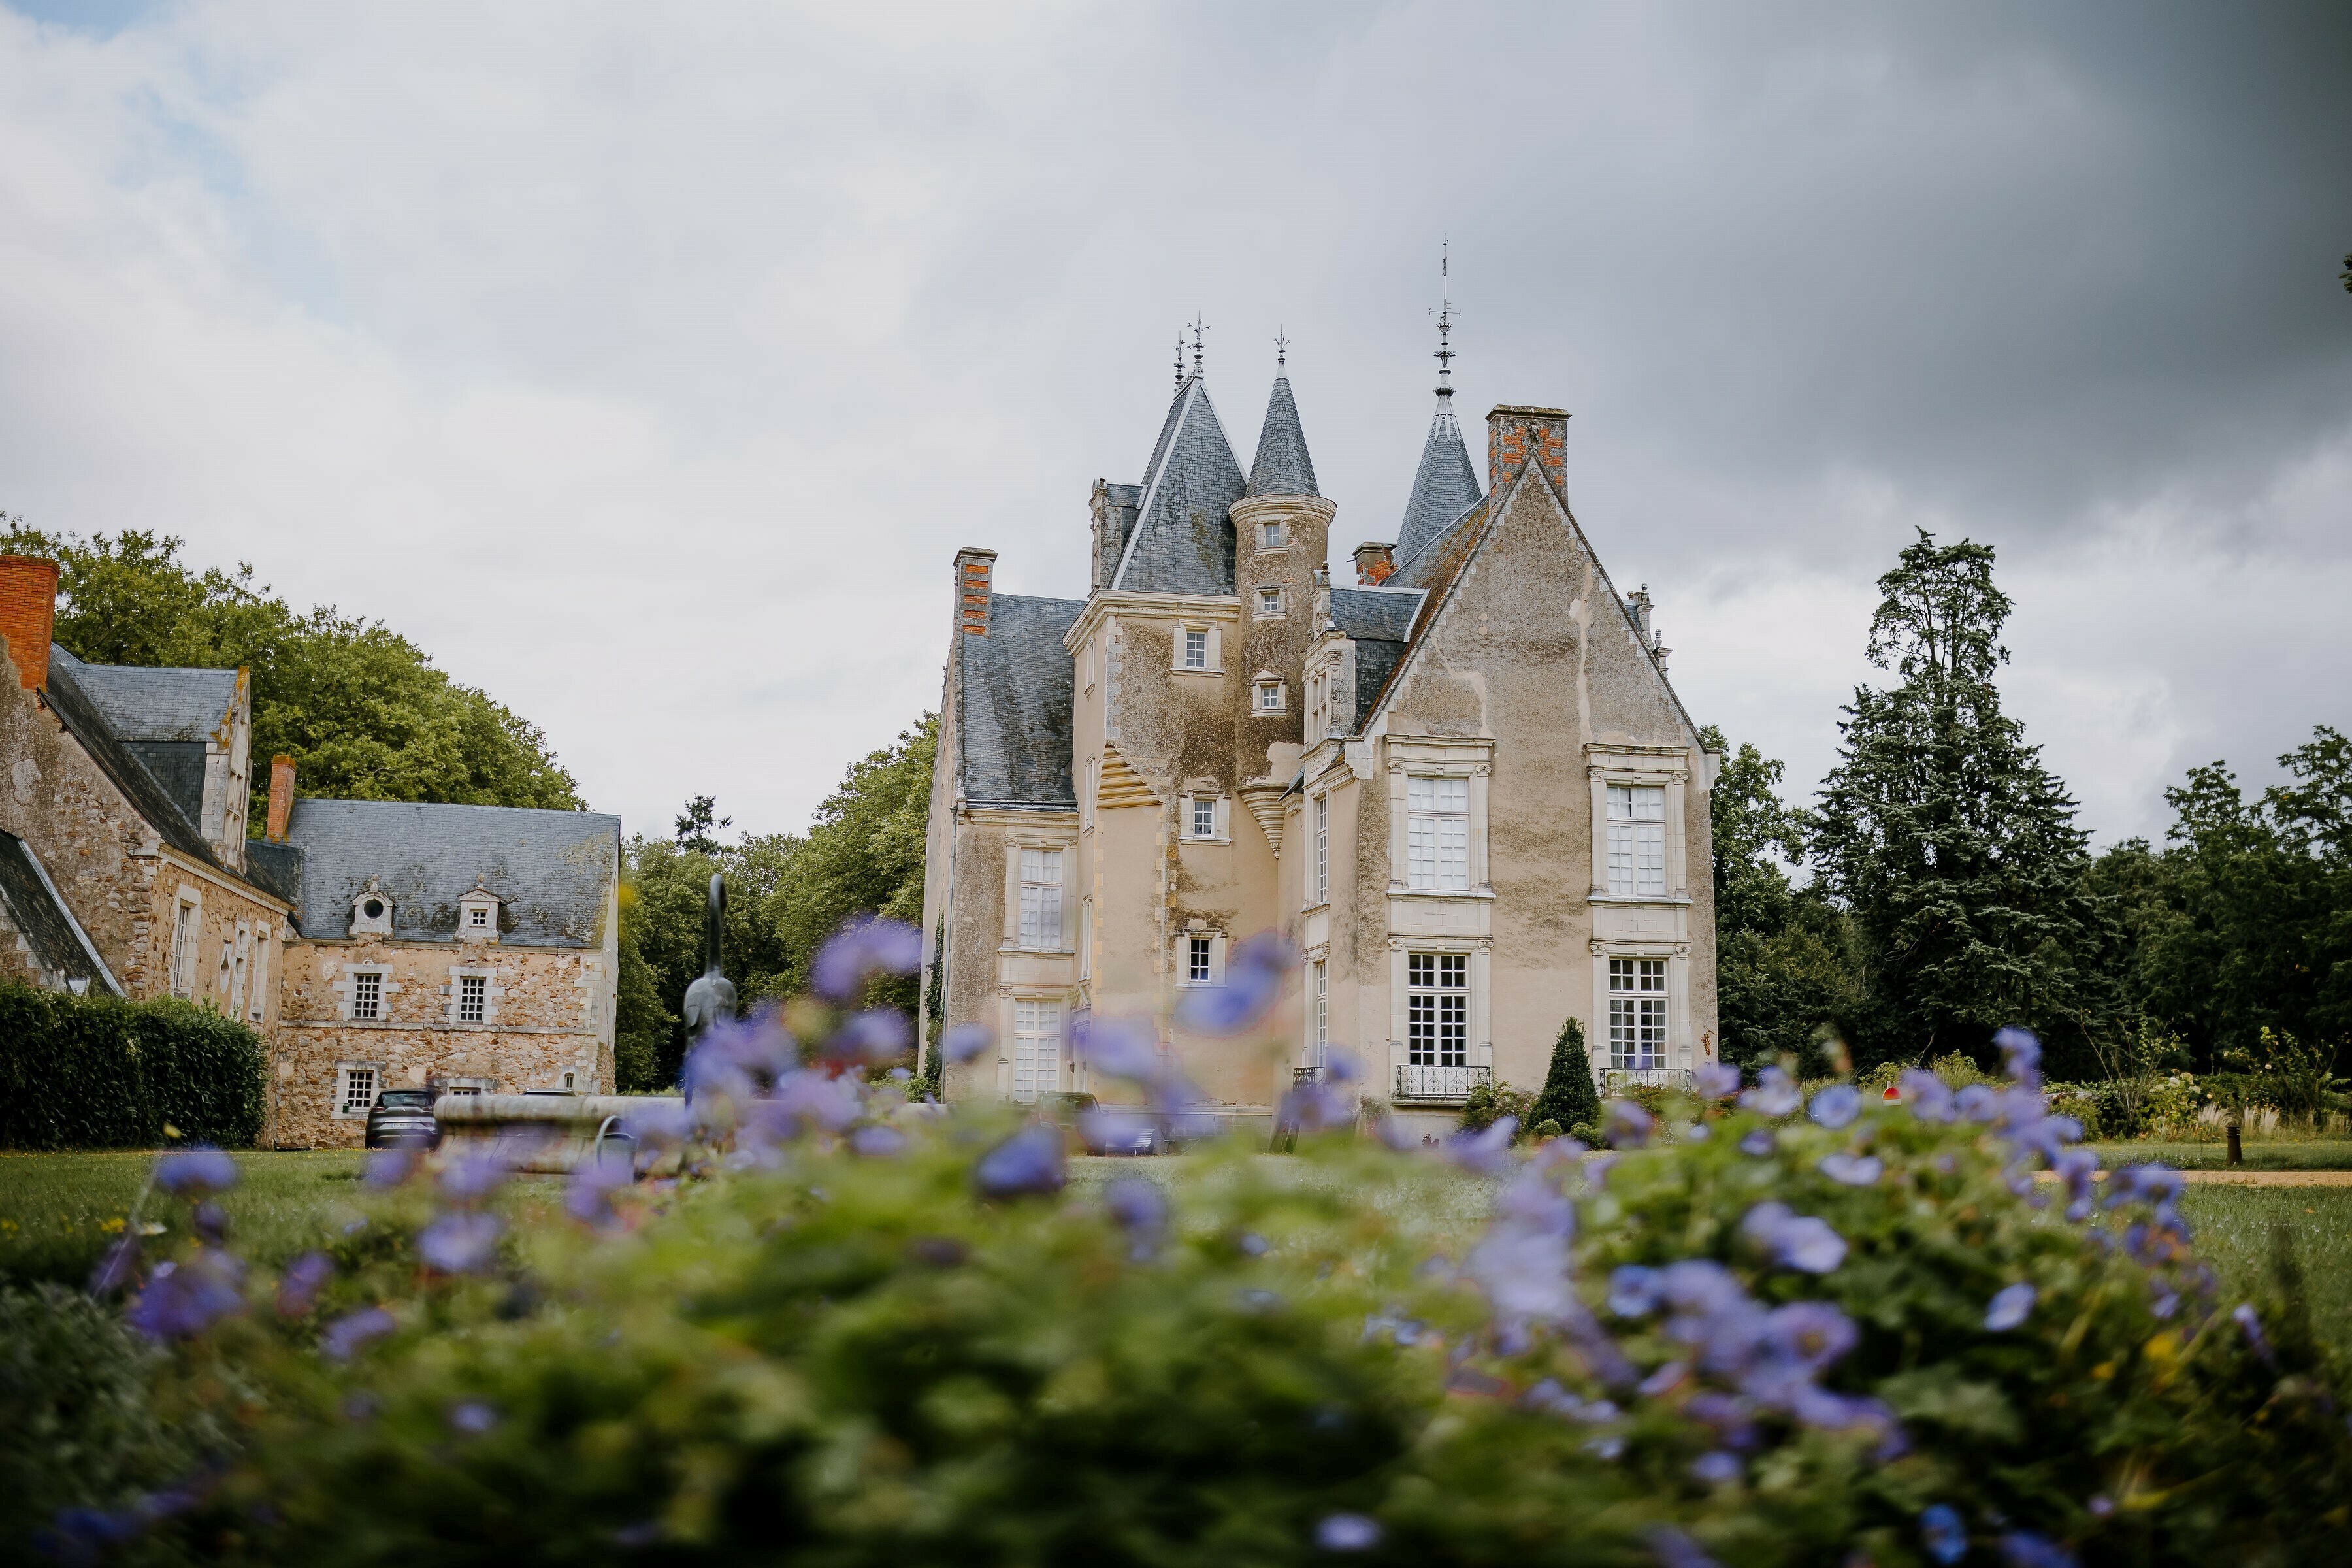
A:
[1174, 335, 1186, 392]
[1274, 327, 1288, 368]
[1189, 316, 1209, 380]
[1431, 238, 1459, 402]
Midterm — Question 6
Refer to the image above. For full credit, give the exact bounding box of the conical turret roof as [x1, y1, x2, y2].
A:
[1245, 373, 1319, 498]
[1394, 391, 1482, 566]
[1111, 375, 1247, 595]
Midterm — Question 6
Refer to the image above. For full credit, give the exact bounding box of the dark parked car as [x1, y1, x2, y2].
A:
[365, 1088, 442, 1150]
[1042, 1092, 1164, 1156]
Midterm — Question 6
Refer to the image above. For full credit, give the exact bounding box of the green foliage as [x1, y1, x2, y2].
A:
[0, 983, 264, 1149]
[1810, 531, 2116, 1074]
[610, 879, 672, 1092]
[1458, 1079, 1533, 1136]
[0, 525, 581, 823]
[1527, 1015, 1601, 1138]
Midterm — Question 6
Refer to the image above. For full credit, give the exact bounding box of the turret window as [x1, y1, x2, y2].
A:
[1258, 521, 1285, 550]
[1256, 587, 1284, 617]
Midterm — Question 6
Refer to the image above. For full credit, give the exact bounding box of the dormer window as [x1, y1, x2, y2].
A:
[349, 881, 393, 938]
[457, 882, 502, 943]
[468, 906, 489, 929]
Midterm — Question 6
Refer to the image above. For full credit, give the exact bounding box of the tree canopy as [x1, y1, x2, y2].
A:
[0, 523, 582, 824]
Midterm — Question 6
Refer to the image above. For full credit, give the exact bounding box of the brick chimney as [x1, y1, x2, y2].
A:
[1487, 405, 1571, 500]
[954, 547, 996, 638]
[1351, 542, 1396, 585]
[0, 555, 59, 691]
[265, 755, 296, 841]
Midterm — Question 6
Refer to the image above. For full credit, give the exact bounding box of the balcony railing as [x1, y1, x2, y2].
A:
[1605, 1066, 1693, 1092]
[1393, 1063, 1492, 1102]
[1293, 1066, 1324, 1086]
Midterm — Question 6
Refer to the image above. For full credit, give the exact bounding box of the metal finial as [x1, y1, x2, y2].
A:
[1274, 327, 1288, 368]
[1430, 238, 1459, 398]
[1175, 336, 1186, 390]
[1188, 316, 1209, 378]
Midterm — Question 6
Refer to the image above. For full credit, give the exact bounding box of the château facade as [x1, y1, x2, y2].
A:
[921, 335, 1721, 1133]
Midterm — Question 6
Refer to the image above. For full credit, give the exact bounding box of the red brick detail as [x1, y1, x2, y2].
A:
[1351, 542, 1395, 585]
[1486, 406, 1571, 499]
[0, 555, 59, 691]
[953, 548, 996, 637]
[267, 755, 297, 841]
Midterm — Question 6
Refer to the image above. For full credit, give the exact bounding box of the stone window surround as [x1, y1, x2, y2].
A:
[169, 884, 202, 1000]
[1590, 937, 1695, 1066]
[1000, 834, 1076, 953]
[1384, 936, 1492, 1072]
[335, 962, 399, 1023]
[457, 890, 502, 942]
[349, 885, 394, 939]
[333, 1060, 385, 1119]
[1383, 737, 1495, 895]
[1179, 783, 1230, 843]
[1172, 622, 1223, 674]
[1253, 585, 1286, 618]
[444, 964, 502, 1027]
[1586, 745, 1693, 902]
[1173, 926, 1226, 988]
[1250, 674, 1288, 717]
[991, 985, 1071, 1102]
[1254, 519, 1289, 553]
[244, 924, 270, 1024]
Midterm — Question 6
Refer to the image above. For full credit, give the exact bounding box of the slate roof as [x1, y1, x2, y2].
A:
[1328, 587, 1426, 644]
[1394, 393, 1484, 568]
[122, 742, 207, 830]
[49, 645, 237, 743]
[956, 595, 1083, 806]
[0, 830, 118, 994]
[1112, 377, 1246, 596]
[245, 840, 305, 913]
[42, 657, 225, 871]
[281, 799, 619, 946]
[1244, 374, 1319, 498]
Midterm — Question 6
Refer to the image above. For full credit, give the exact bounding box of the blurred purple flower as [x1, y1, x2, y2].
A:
[1688, 1298, 1770, 1378]
[88, 1235, 142, 1296]
[1984, 1282, 2036, 1331]
[1446, 1117, 1518, 1175]
[1105, 1175, 1169, 1257]
[2053, 1148, 2100, 1220]
[276, 1252, 334, 1317]
[1637, 1360, 1690, 1398]
[1738, 1128, 1776, 1158]
[566, 1158, 633, 1229]
[1763, 1300, 1856, 1373]
[448, 1400, 499, 1435]
[1315, 1513, 1381, 1552]
[1495, 1169, 1577, 1239]
[1995, 1027, 2043, 1088]
[418, 1211, 504, 1275]
[1364, 1307, 1430, 1347]
[1608, 1264, 1662, 1318]
[1900, 1069, 1956, 1123]
[1237, 1232, 1270, 1256]
[125, 1250, 245, 1340]
[621, 1101, 691, 1149]
[1465, 1225, 1574, 1324]
[320, 1305, 395, 1361]
[826, 1008, 913, 1066]
[848, 1124, 907, 1158]
[1173, 932, 1293, 1036]
[1659, 1258, 1744, 1316]
[154, 1146, 239, 1197]
[440, 1152, 510, 1203]
[1690, 1450, 1742, 1485]
[1073, 1014, 1158, 1081]
[974, 1124, 1066, 1199]
[1955, 1085, 1997, 1123]
[746, 1069, 862, 1143]
[1691, 1062, 1741, 1100]
[1739, 1067, 1801, 1117]
[943, 1023, 992, 1065]
[1818, 1153, 1882, 1187]
[2105, 1162, 2184, 1210]
[1606, 1100, 1654, 1149]
[1742, 1202, 1846, 1274]
[1997, 1531, 2078, 1568]
[189, 1201, 229, 1245]
[1808, 1086, 1861, 1130]
[1686, 1391, 1759, 1452]
[1646, 1526, 1722, 1568]
[809, 916, 921, 1004]
[2233, 1302, 2278, 1370]
[1919, 1505, 1967, 1565]
[2151, 1201, 2191, 1241]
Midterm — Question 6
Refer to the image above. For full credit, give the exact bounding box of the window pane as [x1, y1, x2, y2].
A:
[1636, 823, 1665, 895]
[1188, 937, 1211, 983]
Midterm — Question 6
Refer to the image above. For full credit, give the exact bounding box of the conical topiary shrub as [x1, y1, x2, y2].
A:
[1528, 1014, 1601, 1141]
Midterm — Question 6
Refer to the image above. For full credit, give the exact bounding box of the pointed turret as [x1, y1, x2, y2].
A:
[1392, 246, 1484, 567]
[1245, 342, 1320, 499]
[1110, 332, 1246, 596]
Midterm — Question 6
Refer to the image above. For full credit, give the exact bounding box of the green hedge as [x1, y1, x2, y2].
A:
[0, 983, 266, 1149]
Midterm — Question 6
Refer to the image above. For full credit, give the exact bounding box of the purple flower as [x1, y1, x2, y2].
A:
[1446, 1117, 1519, 1175]
[1955, 1084, 1997, 1123]
[1685, 1391, 1759, 1452]
[1637, 1360, 1690, 1398]
[320, 1305, 396, 1361]
[1646, 1526, 1722, 1568]
[849, 1124, 907, 1158]
[1742, 1202, 1846, 1274]
[826, 1008, 913, 1066]
[2233, 1302, 2278, 1369]
[276, 1252, 334, 1317]
[1173, 932, 1293, 1036]
[417, 1211, 504, 1275]
[1900, 1069, 1956, 1123]
[1237, 1232, 1270, 1256]
[1919, 1504, 1967, 1565]
[1692, 1062, 1741, 1100]
[1073, 1015, 1158, 1080]
[1997, 1531, 2078, 1568]
[1984, 1281, 2036, 1331]
[1495, 1169, 1577, 1239]
[1659, 1258, 1745, 1316]
[1995, 1026, 2042, 1088]
[974, 1124, 1066, 1199]
[1315, 1513, 1381, 1552]
[88, 1235, 142, 1296]
[2105, 1162, 2183, 1210]
[1738, 1127, 1776, 1158]
[1818, 1152, 1882, 1187]
[809, 916, 922, 1003]
[1465, 1226, 1573, 1323]
[1683, 1298, 1769, 1377]
[439, 1152, 510, 1203]
[1608, 1264, 1662, 1318]
[125, 1249, 246, 1340]
[1808, 1086, 1861, 1130]
[566, 1158, 633, 1228]
[1606, 1100, 1654, 1149]
[1105, 1175, 1169, 1241]
[2053, 1148, 2100, 1220]
[621, 1100, 691, 1149]
[943, 1023, 992, 1065]
[1690, 1449, 1742, 1485]
[1739, 1066, 1801, 1117]
[448, 1400, 499, 1435]
[1764, 1300, 1857, 1373]
[154, 1146, 238, 1197]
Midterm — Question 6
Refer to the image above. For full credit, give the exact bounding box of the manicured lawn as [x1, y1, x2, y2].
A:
[2178, 1185, 2352, 1357]
[2085, 1138, 2352, 1171]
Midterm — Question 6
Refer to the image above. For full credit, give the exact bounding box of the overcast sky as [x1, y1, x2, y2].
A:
[1, 1, 2345, 847]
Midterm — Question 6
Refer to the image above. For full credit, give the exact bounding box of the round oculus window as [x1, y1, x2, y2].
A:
[362, 898, 385, 920]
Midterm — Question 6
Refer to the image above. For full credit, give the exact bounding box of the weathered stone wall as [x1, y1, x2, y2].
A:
[270, 938, 613, 1148]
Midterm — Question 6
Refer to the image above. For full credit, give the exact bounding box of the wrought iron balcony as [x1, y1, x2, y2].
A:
[1392, 1063, 1492, 1102]
[1292, 1065, 1324, 1086]
[1605, 1066, 1693, 1092]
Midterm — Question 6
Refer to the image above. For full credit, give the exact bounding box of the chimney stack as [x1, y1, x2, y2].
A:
[954, 547, 996, 638]
[0, 555, 59, 692]
[266, 755, 296, 841]
[1486, 405, 1571, 501]
[1351, 542, 1396, 586]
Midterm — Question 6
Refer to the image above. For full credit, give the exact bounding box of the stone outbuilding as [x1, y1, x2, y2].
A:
[921, 330, 1722, 1136]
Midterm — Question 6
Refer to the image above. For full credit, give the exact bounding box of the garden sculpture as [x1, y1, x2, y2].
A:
[679, 872, 736, 1037]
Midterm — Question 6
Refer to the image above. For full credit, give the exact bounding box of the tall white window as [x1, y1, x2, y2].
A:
[1605, 784, 1667, 896]
[458, 974, 488, 1024]
[338, 1065, 378, 1116]
[1018, 848, 1064, 948]
[1406, 953, 1467, 1067]
[1011, 1000, 1060, 1102]
[1182, 629, 1208, 669]
[1406, 776, 1470, 890]
[246, 934, 269, 1022]
[229, 923, 251, 1019]
[1311, 960, 1328, 1064]
[351, 969, 384, 1021]
[1609, 958, 1668, 1069]
[1312, 796, 1329, 905]
[170, 900, 197, 999]
[1187, 936, 1212, 984]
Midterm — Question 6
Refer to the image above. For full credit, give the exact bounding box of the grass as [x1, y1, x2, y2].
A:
[2177, 1186, 2352, 1358]
[2084, 1138, 2352, 1171]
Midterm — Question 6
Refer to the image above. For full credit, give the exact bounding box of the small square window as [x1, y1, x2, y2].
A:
[468, 905, 490, 928]
[1188, 936, 1212, 984]
[1191, 797, 1217, 837]
[1257, 587, 1283, 615]
[1255, 682, 1282, 712]
[1182, 629, 1208, 669]
[458, 974, 487, 1023]
[340, 1065, 378, 1115]
[1259, 521, 1284, 549]
[351, 970, 383, 1021]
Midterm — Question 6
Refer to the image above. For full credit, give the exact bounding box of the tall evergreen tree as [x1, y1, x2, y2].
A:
[1528, 1016, 1602, 1139]
[1810, 530, 2114, 1072]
